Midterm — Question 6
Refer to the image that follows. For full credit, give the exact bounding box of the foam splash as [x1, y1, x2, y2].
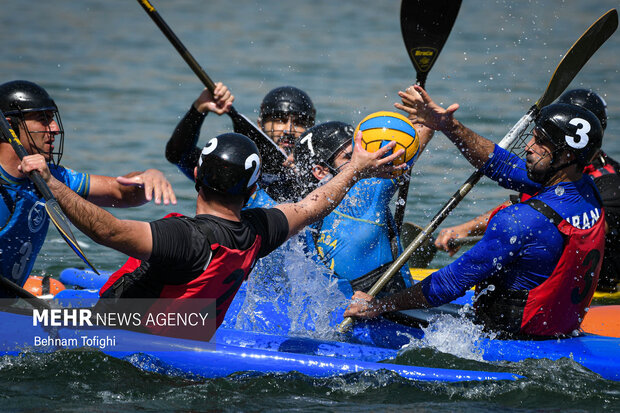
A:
[233, 231, 348, 340]
[403, 304, 497, 362]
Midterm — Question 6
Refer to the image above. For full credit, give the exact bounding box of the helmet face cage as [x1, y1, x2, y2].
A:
[11, 107, 65, 165]
[294, 122, 353, 182]
[261, 112, 309, 154]
[503, 104, 603, 183]
[0, 80, 65, 165]
[259, 87, 316, 151]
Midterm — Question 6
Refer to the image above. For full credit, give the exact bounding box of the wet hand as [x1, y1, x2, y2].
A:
[344, 291, 382, 319]
[18, 154, 53, 183]
[348, 131, 406, 179]
[394, 85, 459, 132]
[116, 169, 177, 205]
[193, 83, 234, 115]
[434, 226, 468, 256]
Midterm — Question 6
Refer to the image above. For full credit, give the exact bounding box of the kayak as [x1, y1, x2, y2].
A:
[580, 305, 620, 338]
[43, 268, 620, 381]
[57, 267, 620, 301]
[0, 306, 518, 382]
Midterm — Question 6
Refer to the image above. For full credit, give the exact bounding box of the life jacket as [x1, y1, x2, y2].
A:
[0, 180, 50, 293]
[475, 198, 605, 337]
[308, 213, 407, 297]
[99, 212, 262, 331]
[584, 162, 618, 179]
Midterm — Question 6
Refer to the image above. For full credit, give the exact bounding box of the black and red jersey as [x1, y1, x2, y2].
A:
[100, 209, 289, 329]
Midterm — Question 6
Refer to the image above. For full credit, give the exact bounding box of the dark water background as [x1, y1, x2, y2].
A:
[1, 0, 619, 411]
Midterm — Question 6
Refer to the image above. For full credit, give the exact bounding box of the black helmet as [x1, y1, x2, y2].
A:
[557, 89, 607, 130]
[294, 121, 353, 178]
[535, 103, 603, 167]
[195, 133, 262, 197]
[0, 80, 64, 164]
[259, 86, 316, 127]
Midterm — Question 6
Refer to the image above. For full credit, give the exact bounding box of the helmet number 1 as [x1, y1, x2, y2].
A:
[565, 117, 590, 149]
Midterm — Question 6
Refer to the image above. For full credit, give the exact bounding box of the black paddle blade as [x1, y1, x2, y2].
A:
[401, 222, 437, 268]
[536, 8, 618, 109]
[229, 109, 289, 176]
[45, 200, 99, 275]
[400, 0, 462, 87]
[0, 276, 51, 311]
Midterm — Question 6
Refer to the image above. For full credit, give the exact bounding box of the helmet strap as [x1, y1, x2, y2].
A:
[542, 147, 580, 183]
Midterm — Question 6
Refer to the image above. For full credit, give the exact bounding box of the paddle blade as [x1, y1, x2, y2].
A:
[45, 199, 99, 275]
[400, 0, 462, 87]
[401, 222, 437, 268]
[229, 109, 289, 174]
[536, 8, 618, 109]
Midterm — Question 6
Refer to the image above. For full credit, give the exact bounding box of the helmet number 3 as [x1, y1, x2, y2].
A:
[565, 117, 590, 149]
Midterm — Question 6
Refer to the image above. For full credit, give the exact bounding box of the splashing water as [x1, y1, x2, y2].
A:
[403, 307, 498, 362]
[232, 231, 348, 340]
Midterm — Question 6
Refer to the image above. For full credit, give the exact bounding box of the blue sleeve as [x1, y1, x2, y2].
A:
[50, 165, 90, 198]
[480, 145, 542, 195]
[421, 207, 524, 306]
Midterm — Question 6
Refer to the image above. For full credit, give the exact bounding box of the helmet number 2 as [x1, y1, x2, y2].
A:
[245, 153, 261, 187]
[565, 117, 590, 149]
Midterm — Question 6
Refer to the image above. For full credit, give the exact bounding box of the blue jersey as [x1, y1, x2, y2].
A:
[0, 164, 90, 291]
[245, 185, 277, 209]
[305, 177, 412, 288]
[421, 145, 602, 306]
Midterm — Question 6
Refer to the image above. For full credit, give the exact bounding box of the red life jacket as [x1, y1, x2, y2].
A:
[99, 212, 262, 330]
[584, 162, 618, 179]
[475, 198, 605, 337]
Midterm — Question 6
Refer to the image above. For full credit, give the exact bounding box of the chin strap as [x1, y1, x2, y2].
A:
[540, 148, 581, 184]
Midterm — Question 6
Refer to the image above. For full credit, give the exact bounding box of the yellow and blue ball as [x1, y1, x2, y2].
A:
[354, 111, 420, 176]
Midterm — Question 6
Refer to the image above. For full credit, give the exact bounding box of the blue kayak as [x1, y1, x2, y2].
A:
[53, 267, 620, 381]
[0, 309, 518, 382]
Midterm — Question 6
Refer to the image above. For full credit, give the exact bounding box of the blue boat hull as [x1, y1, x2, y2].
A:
[53, 268, 620, 381]
[0, 310, 517, 382]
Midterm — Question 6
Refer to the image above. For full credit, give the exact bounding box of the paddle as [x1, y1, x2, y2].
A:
[0, 275, 51, 312]
[393, 0, 463, 239]
[339, 8, 619, 332]
[401, 222, 482, 268]
[136, 0, 289, 180]
[0, 111, 99, 276]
